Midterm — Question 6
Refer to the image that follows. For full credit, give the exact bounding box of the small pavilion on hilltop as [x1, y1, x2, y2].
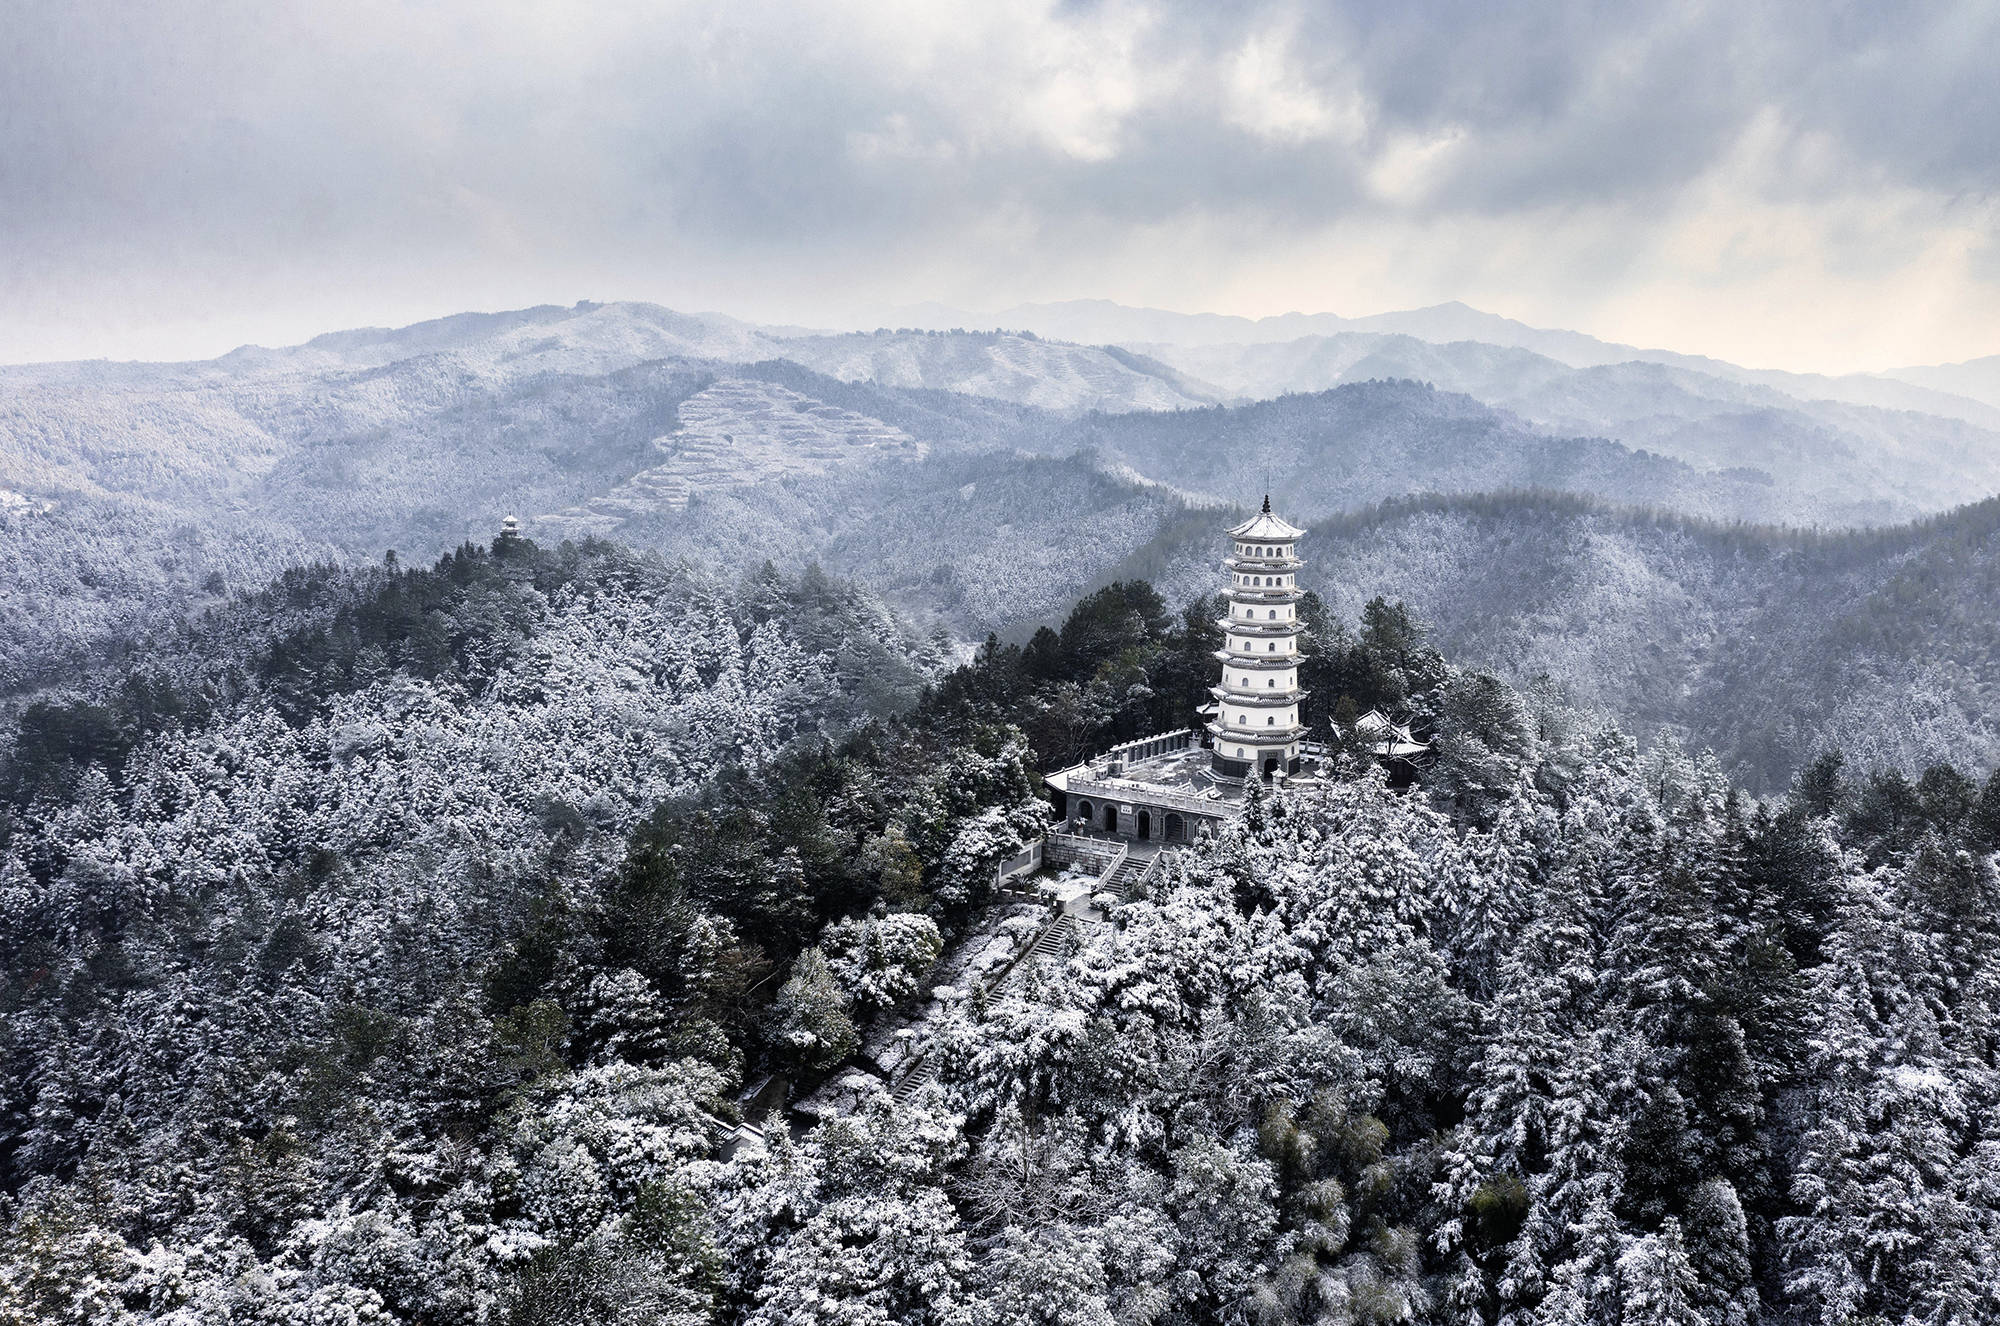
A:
[1042, 498, 1348, 845]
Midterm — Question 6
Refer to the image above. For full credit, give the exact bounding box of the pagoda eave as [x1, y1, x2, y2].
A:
[1210, 686, 1308, 706]
[1215, 618, 1303, 636]
[1213, 650, 1301, 669]
[1221, 588, 1303, 604]
[1206, 723, 1309, 746]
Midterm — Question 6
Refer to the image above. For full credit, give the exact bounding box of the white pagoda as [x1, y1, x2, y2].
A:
[1206, 496, 1309, 781]
[1042, 497, 1330, 845]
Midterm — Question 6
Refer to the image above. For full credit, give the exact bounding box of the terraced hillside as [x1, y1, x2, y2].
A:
[537, 377, 922, 535]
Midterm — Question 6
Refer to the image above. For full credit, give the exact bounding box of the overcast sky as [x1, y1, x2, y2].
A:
[3, 0, 1995, 371]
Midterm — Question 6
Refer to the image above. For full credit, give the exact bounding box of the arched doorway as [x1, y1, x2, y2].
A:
[1137, 810, 1151, 840]
[1165, 813, 1184, 842]
[1103, 804, 1118, 832]
[1076, 799, 1092, 828]
[1263, 756, 1280, 778]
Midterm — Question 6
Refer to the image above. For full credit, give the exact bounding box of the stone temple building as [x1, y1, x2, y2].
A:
[1043, 498, 1340, 845]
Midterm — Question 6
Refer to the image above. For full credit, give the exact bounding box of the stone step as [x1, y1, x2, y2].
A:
[890, 1054, 939, 1104]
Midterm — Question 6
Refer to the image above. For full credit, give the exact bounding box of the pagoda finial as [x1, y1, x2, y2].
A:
[1262, 493, 1271, 514]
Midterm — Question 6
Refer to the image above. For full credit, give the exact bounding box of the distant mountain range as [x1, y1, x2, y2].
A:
[9, 296, 2000, 787]
[880, 297, 2000, 416]
[1892, 354, 2000, 413]
[1127, 334, 2000, 519]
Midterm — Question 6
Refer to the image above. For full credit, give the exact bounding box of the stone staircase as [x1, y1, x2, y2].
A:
[883, 912, 1084, 1104]
[1013, 914, 1079, 976]
[890, 1053, 940, 1105]
[1104, 856, 1149, 902]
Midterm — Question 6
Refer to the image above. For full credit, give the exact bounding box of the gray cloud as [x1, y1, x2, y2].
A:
[1, 0, 1994, 368]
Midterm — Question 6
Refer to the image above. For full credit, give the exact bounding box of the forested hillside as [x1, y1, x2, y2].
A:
[1138, 333, 2000, 517]
[4, 545, 1996, 1324]
[767, 330, 1216, 413]
[0, 344, 1042, 688]
[1068, 381, 1854, 524]
[1105, 491, 2000, 790]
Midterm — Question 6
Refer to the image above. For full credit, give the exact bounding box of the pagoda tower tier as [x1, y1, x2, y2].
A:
[1207, 496, 1310, 781]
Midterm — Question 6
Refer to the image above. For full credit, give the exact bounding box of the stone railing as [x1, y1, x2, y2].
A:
[1060, 771, 1229, 819]
[1122, 850, 1170, 901]
[1097, 728, 1195, 766]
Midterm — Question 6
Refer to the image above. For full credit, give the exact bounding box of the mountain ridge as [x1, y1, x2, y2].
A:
[883, 297, 2000, 422]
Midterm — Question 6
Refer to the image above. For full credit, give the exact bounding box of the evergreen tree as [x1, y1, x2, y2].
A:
[1617, 1218, 1706, 1326]
[767, 947, 859, 1076]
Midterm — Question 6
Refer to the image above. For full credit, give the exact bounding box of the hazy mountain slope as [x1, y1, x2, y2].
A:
[1069, 379, 1871, 525]
[901, 298, 2000, 426]
[273, 303, 1218, 413]
[0, 329, 1142, 680]
[0, 308, 1211, 516]
[1890, 353, 2000, 412]
[606, 449, 1187, 636]
[1140, 334, 2000, 519]
[1119, 491, 2000, 789]
[768, 329, 1219, 412]
[218, 300, 781, 377]
[249, 360, 727, 554]
[213, 301, 1220, 415]
[0, 323, 708, 515]
[1646, 355, 2000, 426]
[885, 297, 1621, 360]
[0, 331, 1043, 558]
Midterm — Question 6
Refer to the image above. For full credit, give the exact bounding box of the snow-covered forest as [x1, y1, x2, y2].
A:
[13, 0, 2000, 1314]
[4, 535, 1996, 1324]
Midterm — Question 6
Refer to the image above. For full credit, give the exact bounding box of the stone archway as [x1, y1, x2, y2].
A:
[1103, 803, 1118, 832]
[1076, 799, 1092, 828]
[1165, 812, 1184, 842]
[1137, 810, 1151, 840]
